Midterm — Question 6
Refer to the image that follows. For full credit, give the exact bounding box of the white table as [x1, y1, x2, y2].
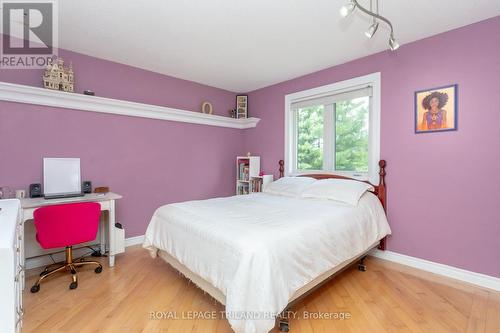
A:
[19, 192, 122, 267]
[0, 199, 23, 332]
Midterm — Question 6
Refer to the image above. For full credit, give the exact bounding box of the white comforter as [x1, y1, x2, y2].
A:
[143, 192, 391, 333]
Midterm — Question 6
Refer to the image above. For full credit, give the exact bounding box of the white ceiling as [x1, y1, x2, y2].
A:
[59, 0, 500, 92]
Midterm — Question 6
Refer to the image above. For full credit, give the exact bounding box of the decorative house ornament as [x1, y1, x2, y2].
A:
[43, 58, 74, 92]
[201, 101, 213, 114]
[236, 95, 248, 119]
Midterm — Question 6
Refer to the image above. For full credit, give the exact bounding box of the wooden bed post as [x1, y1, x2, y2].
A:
[279, 160, 284, 178]
[377, 160, 387, 250]
[377, 160, 387, 210]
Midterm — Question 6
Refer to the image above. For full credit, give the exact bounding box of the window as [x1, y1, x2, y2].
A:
[285, 73, 380, 183]
[296, 105, 324, 170]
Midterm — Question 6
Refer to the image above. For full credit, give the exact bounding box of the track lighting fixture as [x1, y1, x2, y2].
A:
[339, 1, 356, 17]
[364, 0, 378, 39]
[365, 22, 379, 38]
[388, 34, 399, 51]
[340, 0, 399, 51]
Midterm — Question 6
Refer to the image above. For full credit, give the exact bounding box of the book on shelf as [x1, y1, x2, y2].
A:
[250, 177, 263, 193]
[238, 161, 250, 181]
[237, 182, 250, 195]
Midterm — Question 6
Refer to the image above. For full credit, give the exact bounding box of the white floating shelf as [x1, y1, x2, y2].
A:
[0, 81, 260, 129]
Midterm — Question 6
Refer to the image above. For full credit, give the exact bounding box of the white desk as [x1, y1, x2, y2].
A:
[19, 192, 123, 268]
[0, 199, 23, 333]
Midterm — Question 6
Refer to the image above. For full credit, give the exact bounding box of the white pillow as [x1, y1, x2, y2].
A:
[263, 176, 317, 197]
[301, 178, 374, 206]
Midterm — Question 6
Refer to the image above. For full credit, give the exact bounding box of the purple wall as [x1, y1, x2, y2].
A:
[2, 17, 499, 277]
[243, 16, 500, 277]
[0, 42, 241, 238]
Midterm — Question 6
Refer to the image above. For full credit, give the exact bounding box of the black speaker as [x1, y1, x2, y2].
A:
[29, 183, 42, 198]
[82, 181, 92, 194]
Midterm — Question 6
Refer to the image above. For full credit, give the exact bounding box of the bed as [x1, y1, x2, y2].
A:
[143, 160, 391, 333]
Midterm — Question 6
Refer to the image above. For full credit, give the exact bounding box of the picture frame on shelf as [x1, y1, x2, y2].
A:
[236, 95, 248, 119]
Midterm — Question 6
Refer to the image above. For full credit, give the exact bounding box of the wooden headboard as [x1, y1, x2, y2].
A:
[278, 159, 387, 250]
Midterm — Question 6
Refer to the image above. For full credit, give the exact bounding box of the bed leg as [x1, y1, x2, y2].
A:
[358, 255, 367, 272]
[278, 308, 290, 332]
[378, 237, 386, 250]
[279, 318, 289, 332]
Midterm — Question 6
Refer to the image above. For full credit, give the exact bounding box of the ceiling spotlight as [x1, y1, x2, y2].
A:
[389, 34, 399, 51]
[364, 22, 379, 38]
[339, 1, 356, 17]
[340, 0, 400, 51]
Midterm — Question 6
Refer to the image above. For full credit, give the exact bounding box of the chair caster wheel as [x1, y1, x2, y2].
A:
[69, 281, 78, 290]
[279, 322, 289, 332]
[30, 284, 40, 293]
[95, 266, 103, 274]
[358, 264, 366, 271]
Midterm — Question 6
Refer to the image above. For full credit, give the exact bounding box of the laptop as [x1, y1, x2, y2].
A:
[43, 158, 85, 200]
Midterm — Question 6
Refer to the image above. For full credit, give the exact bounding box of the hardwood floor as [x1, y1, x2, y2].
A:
[23, 245, 500, 333]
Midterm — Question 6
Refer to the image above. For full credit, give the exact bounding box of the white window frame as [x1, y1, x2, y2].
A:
[284, 72, 381, 184]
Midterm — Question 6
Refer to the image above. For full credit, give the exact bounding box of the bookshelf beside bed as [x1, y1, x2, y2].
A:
[236, 156, 273, 194]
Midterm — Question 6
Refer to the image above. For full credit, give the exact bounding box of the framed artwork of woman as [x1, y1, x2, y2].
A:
[415, 84, 457, 133]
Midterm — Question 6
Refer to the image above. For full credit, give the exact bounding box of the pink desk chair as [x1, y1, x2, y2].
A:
[30, 202, 103, 293]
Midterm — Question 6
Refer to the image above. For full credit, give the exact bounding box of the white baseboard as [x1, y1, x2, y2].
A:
[125, 234, 145, 247]
[370, 249, 500, 292]
[26, 234, 146, 270]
